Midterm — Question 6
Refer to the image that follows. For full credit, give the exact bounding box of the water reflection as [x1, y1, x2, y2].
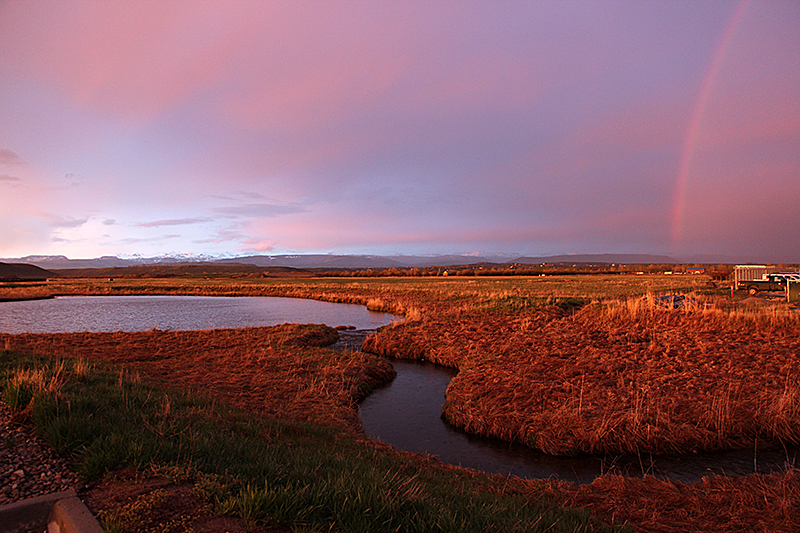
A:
[359, 359, 798, 484]
[0, 295, 399, 333]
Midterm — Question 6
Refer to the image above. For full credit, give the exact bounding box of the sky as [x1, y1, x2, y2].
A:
[1, 1, 799, 263]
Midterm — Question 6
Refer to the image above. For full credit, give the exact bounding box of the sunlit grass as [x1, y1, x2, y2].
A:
[0, 348, 609, 532]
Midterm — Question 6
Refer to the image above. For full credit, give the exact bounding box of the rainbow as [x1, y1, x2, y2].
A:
[669, 0, 749, 248]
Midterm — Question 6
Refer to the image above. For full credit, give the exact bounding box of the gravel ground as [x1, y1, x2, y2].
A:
[0, 403, 81, 505]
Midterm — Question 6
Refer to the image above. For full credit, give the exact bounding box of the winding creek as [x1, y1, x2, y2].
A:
[2, 295, 796, 484]
[359, 359, 799, 484]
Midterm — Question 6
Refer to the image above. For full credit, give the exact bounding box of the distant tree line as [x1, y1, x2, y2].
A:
[313, 263, 744, 278]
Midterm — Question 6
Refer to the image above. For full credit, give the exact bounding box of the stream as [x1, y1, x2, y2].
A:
[359, 358, 798, 484]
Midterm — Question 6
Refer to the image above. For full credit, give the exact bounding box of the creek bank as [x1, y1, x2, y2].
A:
[0, 296, 55, 303]
[362, 303, 800, 458]
[359, 358, 799, 484]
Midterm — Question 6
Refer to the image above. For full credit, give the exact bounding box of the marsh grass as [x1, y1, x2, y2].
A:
[31, 274, 785, 458]
[0, 349, 608, 532]
[2, 360, 68, 410]
[0, 283, 54, 301]
[1, 324, 385, 429]
[546, 467, 800, 533]
[365, 286, 800, 456]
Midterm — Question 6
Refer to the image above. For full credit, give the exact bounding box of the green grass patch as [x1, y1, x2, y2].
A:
[0, 349, 618, 532]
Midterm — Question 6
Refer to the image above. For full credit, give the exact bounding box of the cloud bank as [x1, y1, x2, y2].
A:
[0, 1, 798, 261]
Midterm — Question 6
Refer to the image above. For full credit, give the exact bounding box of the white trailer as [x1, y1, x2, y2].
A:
[734, 265, 800, 295]
[734, 265, 781, 289]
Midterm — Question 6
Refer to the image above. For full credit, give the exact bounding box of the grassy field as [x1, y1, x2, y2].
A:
[2, 273, 800, 531]
[1, 328, 605, 533]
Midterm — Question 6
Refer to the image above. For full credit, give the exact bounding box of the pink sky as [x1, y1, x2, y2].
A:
[1, 1, 798, 262]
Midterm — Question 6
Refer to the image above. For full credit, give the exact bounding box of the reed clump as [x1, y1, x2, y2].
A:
[2, 364, 66, 410]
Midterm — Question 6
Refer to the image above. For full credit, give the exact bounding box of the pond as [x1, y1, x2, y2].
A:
[359, 359, 799, 484]
[0, 295, 399, 333]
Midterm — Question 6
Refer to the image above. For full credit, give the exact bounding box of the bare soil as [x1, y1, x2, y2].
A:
[82, 469, 287, 533]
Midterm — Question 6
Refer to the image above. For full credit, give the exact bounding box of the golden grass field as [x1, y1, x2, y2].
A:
[2, 273, 800, 531]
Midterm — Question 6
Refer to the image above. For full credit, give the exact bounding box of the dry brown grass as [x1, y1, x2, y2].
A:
[366, 295, 800, 456]
[532, 468, 800, 533]
[5, 274, 796, 455]
[1, 325, 393, 429]
[0, 283, 53, 301]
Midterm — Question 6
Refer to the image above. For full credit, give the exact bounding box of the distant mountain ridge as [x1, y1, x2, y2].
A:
[514, 253, 678, 265]
[2, 254, 218, 270]
[2, 252, 689, 271]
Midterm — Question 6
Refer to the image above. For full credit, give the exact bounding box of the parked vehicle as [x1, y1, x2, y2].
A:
[734, 265, 800, 295]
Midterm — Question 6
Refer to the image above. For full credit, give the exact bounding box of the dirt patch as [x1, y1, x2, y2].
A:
[83, 470, 287, 533]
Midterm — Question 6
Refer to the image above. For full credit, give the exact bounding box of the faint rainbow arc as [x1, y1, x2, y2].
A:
[669, 0, 748, 248]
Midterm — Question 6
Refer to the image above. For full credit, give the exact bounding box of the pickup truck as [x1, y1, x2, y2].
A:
[740, 272, 800, 296]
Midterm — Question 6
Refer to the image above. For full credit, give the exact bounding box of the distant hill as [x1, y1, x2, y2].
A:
[5, 253, 522, 270]
[513, 254, 678, 265]
[51, 263, 310, 278]
[3, 252, 692, 272]
[232, 254, 406, 269]
[2, 255, 215, 269]
[231, 253, 518, 269]
[383, 254, 518, 267]
[0, 262, 56, 280]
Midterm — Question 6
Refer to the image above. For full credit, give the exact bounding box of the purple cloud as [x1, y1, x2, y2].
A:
[0, 1, 798, 261]
[136, 218, 212, 228]
[0, 149, 25, 166]
[214, 203, 306, 218]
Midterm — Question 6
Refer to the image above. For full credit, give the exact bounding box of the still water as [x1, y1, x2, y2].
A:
[0, 295, 398, 333]
[359, 359, 798, 484]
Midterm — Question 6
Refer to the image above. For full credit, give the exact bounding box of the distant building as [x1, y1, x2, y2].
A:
[687, 268, 706, 275]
